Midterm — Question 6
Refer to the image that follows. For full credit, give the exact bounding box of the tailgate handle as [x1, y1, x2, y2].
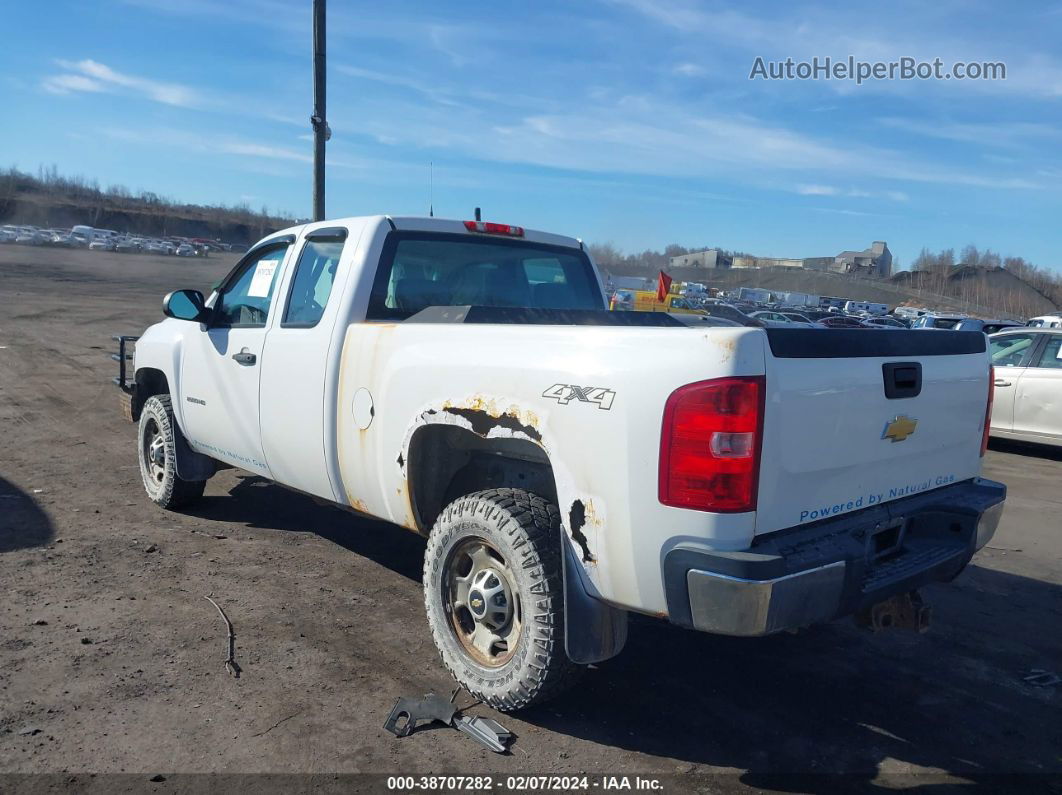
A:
[883, 362, 921, 399]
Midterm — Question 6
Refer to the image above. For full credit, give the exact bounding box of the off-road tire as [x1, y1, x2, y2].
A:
[424, 488, 583, 711]
[137, 394, 206, 510]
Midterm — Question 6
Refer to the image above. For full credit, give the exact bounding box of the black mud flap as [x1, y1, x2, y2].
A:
[561, 533, 627, 664]
[173, 424, 217, 482]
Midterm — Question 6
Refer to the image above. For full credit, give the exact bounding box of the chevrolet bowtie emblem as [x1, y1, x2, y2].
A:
[882, 415, 918, 443]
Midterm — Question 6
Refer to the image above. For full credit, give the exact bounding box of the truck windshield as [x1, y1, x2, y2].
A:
[367, 232, 604, 320]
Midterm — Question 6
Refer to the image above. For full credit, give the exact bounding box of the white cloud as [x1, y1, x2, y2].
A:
[221, 142, 311, 163]
[797, 185, 909, 201]
[879, 117, 1059, 149]
[44, 59, 199, 107]
[100, 127, 311, 163]
[798, 184, 839, 195]
[673, 62, 706, 77]
[42, 74, 108, 95]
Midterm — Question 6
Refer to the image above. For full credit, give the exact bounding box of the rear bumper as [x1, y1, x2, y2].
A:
[663, 478, 1006, 636]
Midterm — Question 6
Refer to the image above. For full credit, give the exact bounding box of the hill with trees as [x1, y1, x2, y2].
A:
[0, 165, 295, 244]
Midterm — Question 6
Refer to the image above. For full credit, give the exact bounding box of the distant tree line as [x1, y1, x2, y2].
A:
[0, 164, 297, 243]
[910, 244, 1062, 307]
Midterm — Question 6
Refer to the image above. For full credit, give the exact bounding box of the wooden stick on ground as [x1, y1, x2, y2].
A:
[204, 595, 241, 678]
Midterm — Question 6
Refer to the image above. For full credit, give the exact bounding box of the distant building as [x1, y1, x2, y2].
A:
[669, 249, 732, 269]
[733, 256, 803, 269]
[832, 241, 892, 277]
[801, 257, 835, 271]
[668, 240, 892, 278]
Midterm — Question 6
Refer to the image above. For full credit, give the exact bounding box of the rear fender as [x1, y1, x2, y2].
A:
[397, 395, 626, 663]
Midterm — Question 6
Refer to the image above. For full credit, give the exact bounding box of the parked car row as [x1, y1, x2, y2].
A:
[1, 224, 246, 256]
[1, 225, 84, 247]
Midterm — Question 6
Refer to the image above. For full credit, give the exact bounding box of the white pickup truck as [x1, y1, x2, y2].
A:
[114, 215, 1006, 710]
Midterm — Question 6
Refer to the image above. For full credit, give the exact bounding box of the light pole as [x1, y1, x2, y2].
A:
[310, 0, 329, 221]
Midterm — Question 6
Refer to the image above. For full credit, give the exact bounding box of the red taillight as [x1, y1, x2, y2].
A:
[463, 220, 524, 237]
[659, 376, 765, 513]
[981, 365, 994, 457]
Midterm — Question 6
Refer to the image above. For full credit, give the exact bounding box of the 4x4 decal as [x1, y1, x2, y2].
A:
[542, 384, 616, 410]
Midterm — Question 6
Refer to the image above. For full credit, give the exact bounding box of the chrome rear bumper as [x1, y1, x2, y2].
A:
[665, 478, 1007, 636]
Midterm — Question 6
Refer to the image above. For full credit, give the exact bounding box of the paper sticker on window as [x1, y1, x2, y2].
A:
[247, 260, 278, 298]
[1055, 342, 1062, 360]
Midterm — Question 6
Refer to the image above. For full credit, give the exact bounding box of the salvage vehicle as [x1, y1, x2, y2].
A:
[988, 329, 1062, 447]
[113, 215, 1006, 710]
[616, 289, 706, 316]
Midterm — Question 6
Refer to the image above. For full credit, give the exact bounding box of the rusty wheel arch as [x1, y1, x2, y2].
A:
[405, 423, 558, 534]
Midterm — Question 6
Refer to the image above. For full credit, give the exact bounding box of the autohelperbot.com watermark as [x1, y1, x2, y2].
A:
[749, 56, 1006, 85]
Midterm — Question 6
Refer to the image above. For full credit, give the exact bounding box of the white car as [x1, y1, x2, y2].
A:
[15, 228, 45, 245]
[175, 243, 195, 257]
[89, 238, 116, 252]
[989, 329, 1062, 448]
[0, 226, 17, 243]
[1025, 315, 1062, 329]
[114, 214, 1005, 710]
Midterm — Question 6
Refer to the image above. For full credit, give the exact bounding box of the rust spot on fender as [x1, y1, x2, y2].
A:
[568, 500, 595, 563]
[395, 481, 418, 533]
[396, 452, 405, 468]
[442, 406, 543, 443]
[349, 498, 368, 513]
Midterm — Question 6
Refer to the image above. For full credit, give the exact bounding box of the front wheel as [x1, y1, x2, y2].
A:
[137, 394, 206, 509]
[423, 488, 583, 711]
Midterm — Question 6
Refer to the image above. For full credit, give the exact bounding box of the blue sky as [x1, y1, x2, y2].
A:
[3, 0, 1061, 269]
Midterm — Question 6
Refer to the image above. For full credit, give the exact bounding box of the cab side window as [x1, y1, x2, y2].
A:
[213, 246, 289, 328]
[283, 237, 345, 327]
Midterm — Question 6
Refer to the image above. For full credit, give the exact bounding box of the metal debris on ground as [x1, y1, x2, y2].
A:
[384, 692, 513, 754]
[204, 595, 241, 678]
[1023, 669, 1060, 687]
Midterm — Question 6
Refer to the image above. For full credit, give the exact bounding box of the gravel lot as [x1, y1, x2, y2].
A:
[0, 246, 1059, 790]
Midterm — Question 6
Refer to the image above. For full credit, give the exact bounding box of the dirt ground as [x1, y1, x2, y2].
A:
[0, 245, 1059, 791]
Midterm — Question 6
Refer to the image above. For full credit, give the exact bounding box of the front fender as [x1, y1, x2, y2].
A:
[133, 318, 191, 435]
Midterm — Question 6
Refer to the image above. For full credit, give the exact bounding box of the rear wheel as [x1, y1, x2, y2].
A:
[137, 394, 206, 509]
[423, 488, 582, 711]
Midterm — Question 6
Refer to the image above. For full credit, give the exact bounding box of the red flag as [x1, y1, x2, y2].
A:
[656, 270, 673, 302]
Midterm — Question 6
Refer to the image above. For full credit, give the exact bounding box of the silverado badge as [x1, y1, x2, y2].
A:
[882, 415, 918, 443]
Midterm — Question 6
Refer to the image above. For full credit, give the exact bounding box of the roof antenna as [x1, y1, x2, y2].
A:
[429, 161, 433, 217]
[474, 207, 481, 222]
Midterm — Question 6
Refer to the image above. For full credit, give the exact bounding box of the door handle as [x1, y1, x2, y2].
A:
[994, 378, 1012, 387]
[232, 350, 257, 366]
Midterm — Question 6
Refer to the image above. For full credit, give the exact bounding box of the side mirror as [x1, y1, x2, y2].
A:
[163, 289, 208, 322]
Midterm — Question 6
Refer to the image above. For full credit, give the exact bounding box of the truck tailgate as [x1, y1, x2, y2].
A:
[755, 329, 990, 535]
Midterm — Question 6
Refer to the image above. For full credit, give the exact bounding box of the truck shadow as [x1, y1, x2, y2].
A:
[178, 475, 1060, 783]
[0, 475, 55, 552]
[518, 564, 1062, 784]
[185, 474, 426, 582]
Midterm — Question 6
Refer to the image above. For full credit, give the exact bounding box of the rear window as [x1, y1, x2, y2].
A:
[932, 318, 961, 329]
[366, 232, 604, 320]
